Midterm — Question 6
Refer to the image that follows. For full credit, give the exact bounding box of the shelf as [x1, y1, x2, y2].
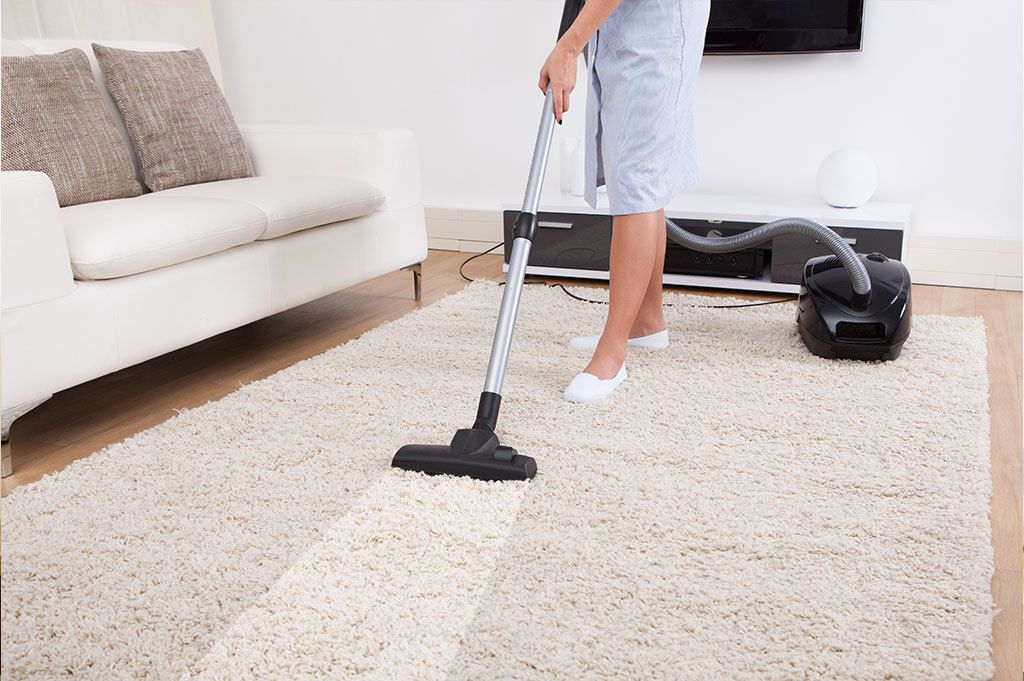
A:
[502, 191, 912, 231]
[497, 191, 909, 296]
[509, 264, 802, 295]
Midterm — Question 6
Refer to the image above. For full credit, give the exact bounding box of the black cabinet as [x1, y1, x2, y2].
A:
[770, 227, 903, 285]
[503, 212, 612, 271]
[503, 209, 905, 289]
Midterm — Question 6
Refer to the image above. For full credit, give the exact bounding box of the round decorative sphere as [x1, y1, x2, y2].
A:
[817, 148, 878, 208]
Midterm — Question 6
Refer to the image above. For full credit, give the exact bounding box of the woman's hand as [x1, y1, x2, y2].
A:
[539, 39, 580, 124]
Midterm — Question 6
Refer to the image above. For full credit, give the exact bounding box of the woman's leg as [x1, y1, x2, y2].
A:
[584, 209, 664, 379]
[631, 212, 667, 337]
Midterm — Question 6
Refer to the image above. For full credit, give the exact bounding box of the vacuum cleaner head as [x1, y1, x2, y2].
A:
[798, 252, 912, 361]
[392, 427, 537, 481]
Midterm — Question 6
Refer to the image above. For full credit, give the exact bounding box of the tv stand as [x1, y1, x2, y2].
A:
[503, 192, 910, 294]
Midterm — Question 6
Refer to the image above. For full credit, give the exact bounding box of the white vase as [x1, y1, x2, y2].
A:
[570, 140, 585, 196]
[817, 148, 879, 208]
[560, 138, 579, 193]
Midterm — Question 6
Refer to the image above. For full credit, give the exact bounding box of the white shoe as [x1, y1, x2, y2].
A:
[563, 365, 628, 403]
[569, 329, 668, 350]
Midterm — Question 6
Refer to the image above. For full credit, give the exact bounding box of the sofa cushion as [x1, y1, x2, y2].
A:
[156, 176, 386, 240]
[62, 195, 267, 280]
[1, 49, 143, 206]
[92, 44, 253, 192]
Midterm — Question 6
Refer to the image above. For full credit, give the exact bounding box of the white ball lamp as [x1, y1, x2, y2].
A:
[817, 148, 879, 208]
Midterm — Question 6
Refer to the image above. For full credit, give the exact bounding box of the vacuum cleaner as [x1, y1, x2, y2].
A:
[663, 218, 912, 362]
[392, 0, 912, 481]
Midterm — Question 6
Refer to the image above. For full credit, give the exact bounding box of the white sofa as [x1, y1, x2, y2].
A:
[0, 39, 428, 476]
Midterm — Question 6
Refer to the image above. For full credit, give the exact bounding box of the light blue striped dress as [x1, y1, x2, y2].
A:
[584, 0, 711, 215]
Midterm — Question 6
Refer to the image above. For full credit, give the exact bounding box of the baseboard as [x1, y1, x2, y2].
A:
[427, 236, 500, 253]
[909, 271, 1022, 290]
[425, 209, 503, 253]
[425, 207, 1024, 291]
[903, 233, 1023, 290]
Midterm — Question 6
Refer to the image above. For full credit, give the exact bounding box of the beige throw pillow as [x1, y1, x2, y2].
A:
[1, 49, 143, 207]
[92, 44, 254, 192]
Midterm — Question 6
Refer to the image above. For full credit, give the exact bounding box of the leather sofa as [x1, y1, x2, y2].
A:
[0, 39, 428, 477]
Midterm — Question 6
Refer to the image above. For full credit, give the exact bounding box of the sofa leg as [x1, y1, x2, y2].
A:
[402, 262, 422, 301]
[2, 396, 51, 478]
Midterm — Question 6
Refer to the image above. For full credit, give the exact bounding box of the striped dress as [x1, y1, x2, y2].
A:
[584, 0, 711, 215]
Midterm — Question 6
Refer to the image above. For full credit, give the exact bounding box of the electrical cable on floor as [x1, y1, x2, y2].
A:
[459, 242, 504, 282]
[458, 243, 795, 309]
[548, 282, 793, 309]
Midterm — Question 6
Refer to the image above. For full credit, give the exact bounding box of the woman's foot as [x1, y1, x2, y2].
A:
[563, 364, 628, 403]
[569, 328, 668, 350]
[564, 337, 627, 403]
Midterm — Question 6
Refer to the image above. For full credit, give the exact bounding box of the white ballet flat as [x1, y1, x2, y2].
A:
[563, 365, 628, 403]
[569, 329, 668, 350]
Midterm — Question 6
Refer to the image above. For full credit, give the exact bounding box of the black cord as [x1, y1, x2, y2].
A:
[458, 244, 795, 309]
[548, 283, 792, 308]
[459, 242, 504, 282]
[693, 298, 795, 309]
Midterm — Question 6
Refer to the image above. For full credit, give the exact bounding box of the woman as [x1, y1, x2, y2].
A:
[539, 0, 710, 403]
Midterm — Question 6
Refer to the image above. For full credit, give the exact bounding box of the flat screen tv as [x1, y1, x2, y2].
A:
[705, 0, 864, 54]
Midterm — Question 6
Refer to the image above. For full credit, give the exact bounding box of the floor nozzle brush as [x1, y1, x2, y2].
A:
[392, 427, 536, 481]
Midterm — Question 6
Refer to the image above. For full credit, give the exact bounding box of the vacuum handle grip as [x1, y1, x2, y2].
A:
[557, 0, 585, 40]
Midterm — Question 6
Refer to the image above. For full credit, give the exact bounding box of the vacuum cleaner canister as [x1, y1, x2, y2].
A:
[663, 217, 912, 362]
[798, 252, 912, 361]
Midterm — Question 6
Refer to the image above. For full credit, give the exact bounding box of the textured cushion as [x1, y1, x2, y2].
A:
[156, 176, 386, 240]
[92, 43, 253, 192]
[61, 195, 267, 280]
[1, 49, 143, 206]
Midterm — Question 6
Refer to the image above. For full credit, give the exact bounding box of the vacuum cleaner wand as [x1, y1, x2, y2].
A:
[392, 3, 587, 481]
[390, 92, 552, 480]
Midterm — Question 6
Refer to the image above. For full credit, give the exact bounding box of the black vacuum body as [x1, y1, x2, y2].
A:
[798, 252, 912, 361]
[664, 216, 914, 362]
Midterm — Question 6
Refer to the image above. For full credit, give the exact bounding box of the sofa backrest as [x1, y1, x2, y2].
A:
[1, 38, 186, 185]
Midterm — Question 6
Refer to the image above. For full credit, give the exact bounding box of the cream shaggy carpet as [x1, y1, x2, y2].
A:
[1, 282, 994, 680]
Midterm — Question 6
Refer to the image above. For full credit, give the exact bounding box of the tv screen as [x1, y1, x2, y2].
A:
[705, 0, 864, 54]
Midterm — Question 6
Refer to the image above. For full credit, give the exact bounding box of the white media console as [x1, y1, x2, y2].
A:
[502, 192, 911, 294]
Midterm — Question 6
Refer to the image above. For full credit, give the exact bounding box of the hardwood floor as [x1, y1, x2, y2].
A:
[3, 249, 1021, 678]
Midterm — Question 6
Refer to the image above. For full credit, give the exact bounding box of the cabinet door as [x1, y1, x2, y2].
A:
[503, 211, 613, 271]
[771, 227, 904, 285]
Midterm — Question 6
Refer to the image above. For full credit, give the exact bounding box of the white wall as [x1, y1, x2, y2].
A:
[2, 0, 224, 78]
[212, 0, 1023, 241]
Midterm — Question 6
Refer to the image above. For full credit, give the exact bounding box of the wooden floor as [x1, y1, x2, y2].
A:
[3, 249, 1021, 678]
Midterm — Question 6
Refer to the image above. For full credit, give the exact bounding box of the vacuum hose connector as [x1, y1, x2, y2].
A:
[665, 217, 872, 299]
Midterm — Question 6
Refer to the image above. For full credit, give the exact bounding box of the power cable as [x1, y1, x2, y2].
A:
[458, 244, 795, 309]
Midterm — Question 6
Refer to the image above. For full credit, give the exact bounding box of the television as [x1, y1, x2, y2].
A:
[704, 0, 864, 54]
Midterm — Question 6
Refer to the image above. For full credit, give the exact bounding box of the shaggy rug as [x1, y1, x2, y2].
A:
[1, 282, 994, 680]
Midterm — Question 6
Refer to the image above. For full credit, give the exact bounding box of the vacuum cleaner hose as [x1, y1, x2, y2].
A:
[665, 217, 872, 297]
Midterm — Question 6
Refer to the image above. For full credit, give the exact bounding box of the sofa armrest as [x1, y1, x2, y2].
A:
[239, 125, 423, 212]
[1, 171, 75, 311]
